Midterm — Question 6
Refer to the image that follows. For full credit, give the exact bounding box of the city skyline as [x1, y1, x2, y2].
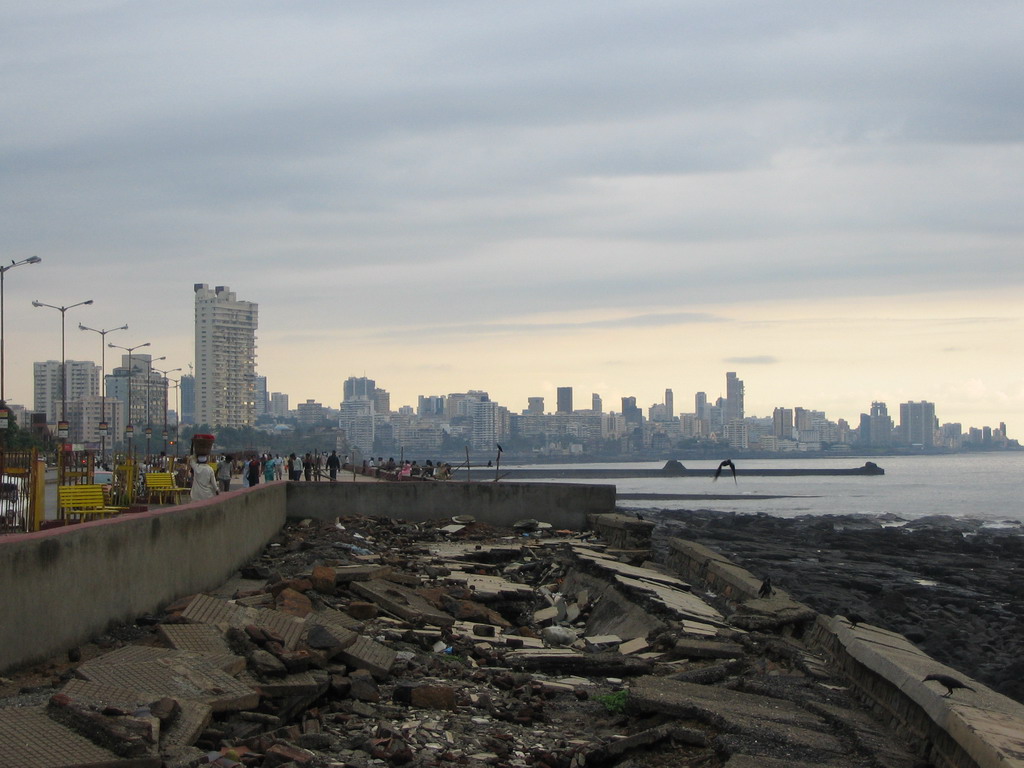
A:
[3, 3, 1022, 428]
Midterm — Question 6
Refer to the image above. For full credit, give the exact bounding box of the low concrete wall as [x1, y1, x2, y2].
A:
[286, 481, 615, 529]
[664, 535, 1024, 768]
[0, 482, 287, 673]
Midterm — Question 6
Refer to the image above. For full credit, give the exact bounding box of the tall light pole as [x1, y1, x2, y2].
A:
[31, 298, 94, 443]
[153, 367, 181, 456]
[108, 341, 150, 454]
[1, 256, 42, 416]
[79, 322, 127, 463]
[0, 256, 42, 492]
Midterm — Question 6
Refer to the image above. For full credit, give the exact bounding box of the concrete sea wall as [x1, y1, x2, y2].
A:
[0, 483, 287, 674]
[287, 480, 614, 530]
[0, 480, 612, 673]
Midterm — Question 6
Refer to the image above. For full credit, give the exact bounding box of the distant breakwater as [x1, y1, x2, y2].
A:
[465, 460, 884, 480]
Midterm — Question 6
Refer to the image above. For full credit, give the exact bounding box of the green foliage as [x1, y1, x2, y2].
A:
[596, 689, 628, 714]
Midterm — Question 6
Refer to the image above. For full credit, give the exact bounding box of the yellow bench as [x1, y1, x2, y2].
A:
[57, 484, 126, 522]
[144, 472, 190, 504]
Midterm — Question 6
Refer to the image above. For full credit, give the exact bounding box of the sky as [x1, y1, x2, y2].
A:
[2, 1, 1023, 431]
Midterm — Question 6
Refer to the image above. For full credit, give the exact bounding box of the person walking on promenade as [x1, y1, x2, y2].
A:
[288, 453, 301, 481]
[303, 452, 314, 482]
[263, 454, 275, 483]
[216, 455, 233, 493]
[274, 455, 284, 480]
[190, 458, 219, 502]
[247, 456, 261, 487]
[326, 450, 341, 481]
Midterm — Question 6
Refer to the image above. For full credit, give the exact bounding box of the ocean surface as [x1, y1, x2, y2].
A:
[509, 453, 1024, 524]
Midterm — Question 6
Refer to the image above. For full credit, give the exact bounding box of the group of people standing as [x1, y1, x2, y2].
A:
[211, 450, 346, 491]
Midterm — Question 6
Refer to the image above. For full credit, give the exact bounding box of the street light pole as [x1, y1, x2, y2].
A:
[79, 323, 127, 463]
[1, 256, 42, 413]
[0, 257, 42, 499]
[153, 366, 181, 456]
[108, 341, 150, 455]
[31, 298, 94, 443]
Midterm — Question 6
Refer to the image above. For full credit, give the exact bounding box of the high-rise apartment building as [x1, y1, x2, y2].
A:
[899, 401, 937, 447]
[252, 375, 268, 417]
[556, 387, 573, 414]
[194, 284, 258, 428]
[592, 393, 602, 413]
[665, 389, 674, 419]
[344, 377, 375, 402]
[269, 392, 289, 417]
[527, 397, 544, 414]
[33, 360, 99, 424]
[772, 407, 794, 439]
[859, 401, 894, 447]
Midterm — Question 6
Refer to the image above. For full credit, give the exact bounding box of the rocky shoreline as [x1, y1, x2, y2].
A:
[645, 508, 1024, 703]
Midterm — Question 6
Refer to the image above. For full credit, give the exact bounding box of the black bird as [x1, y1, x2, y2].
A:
[845, 613, 866, 627]
[923, 673, 976, 698]
[713, 459, 737, 484]
[758, 577, 773, 599]
[636, 513, 645, 521]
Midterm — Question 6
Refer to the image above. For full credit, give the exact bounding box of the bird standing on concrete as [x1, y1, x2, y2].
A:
[758, 577, 773, 598]
[713, 459, 737, 484]
[923, 673, 976, 697]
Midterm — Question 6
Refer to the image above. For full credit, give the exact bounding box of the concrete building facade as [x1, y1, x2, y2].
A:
[193, 284, 258, 428]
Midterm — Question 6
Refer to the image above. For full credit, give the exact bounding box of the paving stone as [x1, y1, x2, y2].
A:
[307, 607, 363, 632]
[337, 635, 397, 680]
[253, 608, 307, 650]
[0, 705, 158, 768]
[76, 657, 259, 712]
[158, 623, 234, 656]
[181, 593, 248, 626]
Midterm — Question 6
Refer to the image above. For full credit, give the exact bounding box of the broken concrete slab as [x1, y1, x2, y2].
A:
[350, 579, 455, 627]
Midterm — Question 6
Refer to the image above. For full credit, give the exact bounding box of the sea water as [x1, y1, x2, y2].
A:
[510, 453, 1024, 524]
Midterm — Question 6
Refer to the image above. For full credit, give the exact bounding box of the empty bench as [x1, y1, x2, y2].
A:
[57, 484, 126, 522]
[144, 472, 190, 504]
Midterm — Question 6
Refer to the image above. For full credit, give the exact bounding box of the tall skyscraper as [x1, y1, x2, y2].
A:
[556, 387, 573, 414]
[592, 393, 602, 413]
[194, 284, 258, 428]
[725, 372, 744, 423]
[527, 397, 545, 414]
[665, 388, 674, 419]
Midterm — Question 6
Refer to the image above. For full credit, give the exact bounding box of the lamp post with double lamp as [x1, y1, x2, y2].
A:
[108, 341, 150, 455]
[0, 257, 42, 504]
[31, 298, 94, 448]
[78, 322, 127, 464]
[153, 366, 181, 456]
[0, 256, 42, 447]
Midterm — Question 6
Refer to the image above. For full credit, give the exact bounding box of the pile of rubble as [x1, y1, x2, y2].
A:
[0, 514, 920, 768]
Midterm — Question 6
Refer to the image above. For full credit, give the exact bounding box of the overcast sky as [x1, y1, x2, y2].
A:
[3, 1, 1022, 430]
